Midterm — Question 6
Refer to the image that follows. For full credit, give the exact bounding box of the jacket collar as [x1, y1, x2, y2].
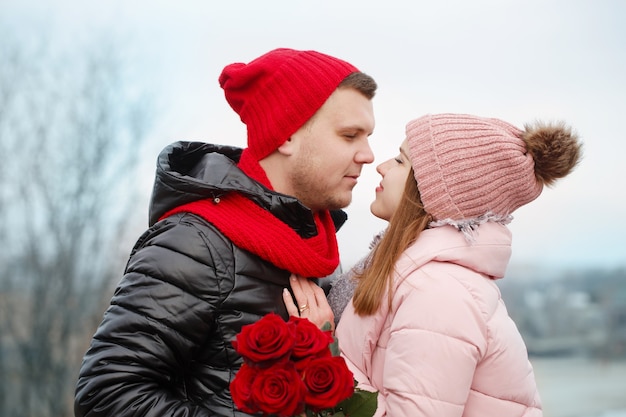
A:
[149, 141, 347, 237]
[397, 222, 512, 280]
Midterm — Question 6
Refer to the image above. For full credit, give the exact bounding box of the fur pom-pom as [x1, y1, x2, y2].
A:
[522, 121, 583, 186]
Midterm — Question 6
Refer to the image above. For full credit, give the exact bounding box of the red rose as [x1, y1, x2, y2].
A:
[250, 362, 306, 417]
[231, 314, 378, 417]
[233, 313, 295, 366]
[289, 316, 334, 361]
[229, 363, 258, 413]
[302, 356, 355, 412]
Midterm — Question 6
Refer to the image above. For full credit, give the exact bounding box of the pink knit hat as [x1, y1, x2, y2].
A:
[407, 113, 543, 224]
[219, 48, 358, 162]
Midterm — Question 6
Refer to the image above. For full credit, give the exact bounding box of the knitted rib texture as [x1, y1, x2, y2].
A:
[407, 113, 542, 221]
[219, 48, 358, 161]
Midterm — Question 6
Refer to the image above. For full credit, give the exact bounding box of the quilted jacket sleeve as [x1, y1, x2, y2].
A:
[378, 266, 488, 417]
[75, 214, 233, 417]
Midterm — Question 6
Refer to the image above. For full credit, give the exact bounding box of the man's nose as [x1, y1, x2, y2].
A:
[355, 142, 375, 164]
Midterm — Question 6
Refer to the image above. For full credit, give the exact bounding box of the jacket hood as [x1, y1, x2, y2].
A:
[396, 222, 512, 280]
[148, 141, 347, 237]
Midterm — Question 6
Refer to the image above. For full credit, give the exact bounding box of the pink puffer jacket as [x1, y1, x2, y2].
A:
[337, 222, 542, 417]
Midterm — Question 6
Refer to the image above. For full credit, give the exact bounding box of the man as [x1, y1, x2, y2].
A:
[74, 48, 377, 417]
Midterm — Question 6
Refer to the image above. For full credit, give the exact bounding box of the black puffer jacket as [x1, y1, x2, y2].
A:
[74, 142, 345, 417]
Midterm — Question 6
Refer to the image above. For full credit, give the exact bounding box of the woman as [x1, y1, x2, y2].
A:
[287, 113, 582, 416]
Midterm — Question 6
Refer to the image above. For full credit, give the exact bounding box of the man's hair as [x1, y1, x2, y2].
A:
[338, 72, 377, 99]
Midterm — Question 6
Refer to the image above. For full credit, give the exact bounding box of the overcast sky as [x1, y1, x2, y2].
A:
[3, 0, 625, 271]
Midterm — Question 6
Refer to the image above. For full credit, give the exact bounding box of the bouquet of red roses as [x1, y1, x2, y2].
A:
[230, 313, 377, 417]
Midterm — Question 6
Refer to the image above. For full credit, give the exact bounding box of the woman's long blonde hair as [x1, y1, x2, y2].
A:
[352, 168, 431, 316]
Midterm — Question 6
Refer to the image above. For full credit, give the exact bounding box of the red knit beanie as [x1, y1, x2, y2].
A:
[219, 48, 358, 163]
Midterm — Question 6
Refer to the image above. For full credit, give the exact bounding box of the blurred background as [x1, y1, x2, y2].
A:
[1, 1, 624, 416]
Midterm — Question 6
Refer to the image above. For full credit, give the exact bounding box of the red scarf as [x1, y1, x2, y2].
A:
[159, 150, 340, 277]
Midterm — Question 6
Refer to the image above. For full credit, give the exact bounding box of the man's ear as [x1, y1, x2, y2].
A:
[276, 136, 295, 156]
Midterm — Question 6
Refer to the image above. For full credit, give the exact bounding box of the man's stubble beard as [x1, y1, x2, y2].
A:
[289, 154, 350, 212]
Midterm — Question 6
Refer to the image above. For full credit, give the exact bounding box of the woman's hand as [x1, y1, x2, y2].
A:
[283, 274, 335, 332]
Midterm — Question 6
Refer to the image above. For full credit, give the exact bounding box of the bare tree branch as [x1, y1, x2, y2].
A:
[0, 30, 155, 417]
